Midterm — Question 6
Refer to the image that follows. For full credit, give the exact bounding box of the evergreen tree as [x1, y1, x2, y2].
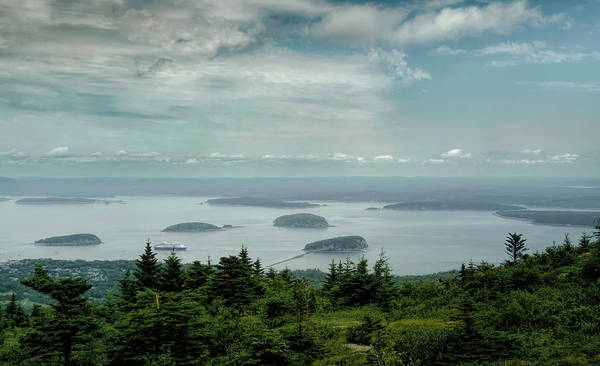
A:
[505, 233, 527, 263]
[279, 267, 293, 284]
[5, 293, 27, 327]
[293, 279, 311, 337]
[253, 258, 264, 276]
[29, 304, 44, 327]
[348, 257, 371, 305]
[239, 245, 253, 269]
[134, 240, 161, 290]
[266, 267, 277, 281]
[160, 251, 185, 292]
[21, 264, 96, 366]
[211, 255, 255, 308]
[578, 233, 593, 253]
[185, 260, 211, 289]
[372, 251, 396, 309]
[323, 260, 338, 293]
[118, 270, 137, 305]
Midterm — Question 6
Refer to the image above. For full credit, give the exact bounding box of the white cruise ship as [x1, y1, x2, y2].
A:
[154, 242, 187, 250]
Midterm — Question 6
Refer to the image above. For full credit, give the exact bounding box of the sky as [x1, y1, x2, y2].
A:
[0, 0, 598, 177]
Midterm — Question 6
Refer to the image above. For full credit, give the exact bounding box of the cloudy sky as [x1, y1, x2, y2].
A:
[0, 0, 598, 177]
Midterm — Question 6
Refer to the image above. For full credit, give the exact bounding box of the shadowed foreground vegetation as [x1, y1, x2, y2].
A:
[1, 226, 600, 365]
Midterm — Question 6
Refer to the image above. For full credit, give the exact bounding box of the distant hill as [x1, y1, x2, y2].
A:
[35, 233, 102, 246]
[16, 197, 122, 205]
[383, 201, 524, 211]
[207, 196, 320, 208]
[496, 210, 600, 227]
[274, 213, 329, 228]
[304, 236, 367, 252]
[163, 222, 221, 232]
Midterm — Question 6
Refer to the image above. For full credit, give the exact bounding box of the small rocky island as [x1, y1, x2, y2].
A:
[383, 201, 524, 211]
[162, 222, 222, 232]
[207, 197, 320, 208]
[35, 233, 102, 246]
[304, 236, 368, 252]
[16, 197, 123, 205]
[274, 213, 329, 228]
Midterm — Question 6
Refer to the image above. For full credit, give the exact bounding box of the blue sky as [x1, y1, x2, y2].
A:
[0, 0, 598, 177]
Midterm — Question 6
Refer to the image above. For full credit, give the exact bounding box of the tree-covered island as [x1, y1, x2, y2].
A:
[274, 213, 330, 228]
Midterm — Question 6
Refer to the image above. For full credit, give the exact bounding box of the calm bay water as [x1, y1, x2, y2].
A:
[0, 196, 588, 275]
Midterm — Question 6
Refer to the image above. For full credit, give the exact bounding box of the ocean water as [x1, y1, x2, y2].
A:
[0, 196, 589, 275]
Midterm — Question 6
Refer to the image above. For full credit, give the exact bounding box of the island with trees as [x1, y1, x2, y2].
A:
[34, 233, 102, 246]
[496, 209, 600, 227]
[273, 213, 329, 228]
[16, 197, 123, 205]
[207, 196, 320, 208]
[304, 235, 368, 252]
[383, 200, 524, 211]
[162, 222, 222, 232]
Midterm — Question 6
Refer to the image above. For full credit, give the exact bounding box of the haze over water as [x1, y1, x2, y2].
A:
[0, 196, 587, 275]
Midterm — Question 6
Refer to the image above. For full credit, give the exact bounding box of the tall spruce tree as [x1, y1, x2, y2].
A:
[211, 255, 254, 308]
[134, 240, 161, 290]
[118, 270, 137, 305]
[5, 293, 27, 327]
[185, 260, 211, 289]
[505, 233, 527, 263]
[253, 258, 264, 276]
[323, 260, 338, 293]
[160, 251, 185, 292]
[372, 251, 395, 309]
[21, 264, 96, 366]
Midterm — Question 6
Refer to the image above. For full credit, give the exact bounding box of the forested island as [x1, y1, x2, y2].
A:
[16, 197, 123, 205]
[496, 209, 600, 227]
[0, 229, 599, 365]
[207, 196, 320, 208]
[274, 213, 329, 228]
[383, 201, 524, 211]
[162, 222, 221, 232]
[34, 233, 101, 246]
[304, 235, 368, 252]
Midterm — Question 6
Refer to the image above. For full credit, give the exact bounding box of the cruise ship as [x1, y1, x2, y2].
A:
[154, 242, 187, 250]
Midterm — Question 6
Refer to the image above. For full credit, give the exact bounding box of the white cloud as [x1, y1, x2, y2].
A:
[487, 60, 518, 67]
[332, 153, 352, 161]
[368, 49, 431, 82]
[392, 1, 562, 44]
[549, 153, 579, 163]
[427, 158, 445, 163]
[441, 148, 471, 158]
[434, 45, 466, 55]
[311, 5, 407, 45]
[373, 155, 394, 162]
[115, 150, 128, 156]
[397, 158, 411, 163]
[521, 148, 542, 155]
[45, 146, 69, 156]
[518, 81, 600, 92]
[478, 41, 587, 65]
